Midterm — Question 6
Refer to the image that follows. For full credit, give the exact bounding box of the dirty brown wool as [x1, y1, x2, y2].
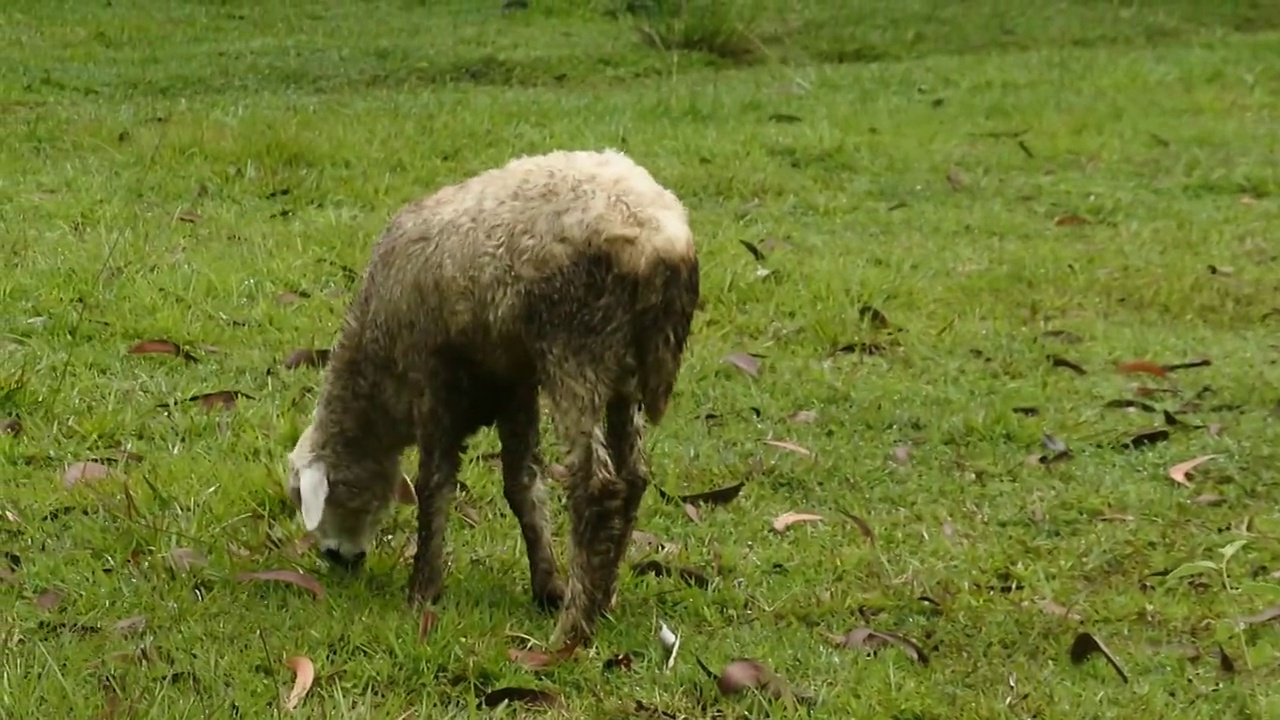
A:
[285, 148, 699, 646]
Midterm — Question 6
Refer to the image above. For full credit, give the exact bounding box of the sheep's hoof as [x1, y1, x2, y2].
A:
[533, 580, 566, 612]
[407, 578, 444, 607]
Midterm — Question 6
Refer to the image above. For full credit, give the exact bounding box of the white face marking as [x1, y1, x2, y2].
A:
[284, 423, 379, 567]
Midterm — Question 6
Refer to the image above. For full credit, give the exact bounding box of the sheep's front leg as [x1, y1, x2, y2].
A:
[408, 430, 463, 607]
[496, 389, 565, 612]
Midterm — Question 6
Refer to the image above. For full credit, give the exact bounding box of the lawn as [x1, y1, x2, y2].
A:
[3, 0, 1280, 717]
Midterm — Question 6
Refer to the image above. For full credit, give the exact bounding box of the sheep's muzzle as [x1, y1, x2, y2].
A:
[321, 547, 367, 571]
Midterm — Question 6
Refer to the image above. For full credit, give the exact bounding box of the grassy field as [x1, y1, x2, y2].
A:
[3, 0, 1280, 717]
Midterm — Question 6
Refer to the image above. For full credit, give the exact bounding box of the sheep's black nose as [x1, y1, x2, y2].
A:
[321, 547, 366, 570]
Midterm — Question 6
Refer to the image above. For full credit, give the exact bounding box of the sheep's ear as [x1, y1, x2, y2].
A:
[298, 464, 329, 532]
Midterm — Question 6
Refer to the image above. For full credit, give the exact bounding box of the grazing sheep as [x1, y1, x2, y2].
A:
[285, 148, 699, 645]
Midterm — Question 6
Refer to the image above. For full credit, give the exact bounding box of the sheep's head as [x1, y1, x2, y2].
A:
[286, 423, 388, 571]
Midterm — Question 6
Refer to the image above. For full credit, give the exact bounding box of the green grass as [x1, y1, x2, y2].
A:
[4, 0, 1280, 717]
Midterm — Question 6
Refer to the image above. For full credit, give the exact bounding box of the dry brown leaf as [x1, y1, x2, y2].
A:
[34, 588, 62, 611]
[788, 410, 818, 424]
[128, 339, 198, 362]
[112, 615, 148, 636]
[1116, 360, 1168, 378]
[1234, 605, 1280, 626]
[175, 208, 201, 224]
[1069, 632, 1128, 683]
[709, 658, 810, 702]
[762, 439, 812, 456]
[481, 687, 563, 710]
[276, 290, 308, 305]
[771, 512, 823, 533]
[1098, 513, 1135, 522]
[828, 627, 929, 665]
[63, 460, 110, 488]
[656, 481, 744, 507]
[1191, 494, 1225, 506]
[237, 569, 325, 599]
[1035, 599, 1082, 621]
[1168, 454, 1221, 487]
[722, 352, 762, 378]
[839, 510, 877, 544]
[1053, 213, 1091, 226]
[507, 642, 578, 671]
[282, 656, 315, 711]
[682, 502, 701, 523]
[166, 547, 207, 573]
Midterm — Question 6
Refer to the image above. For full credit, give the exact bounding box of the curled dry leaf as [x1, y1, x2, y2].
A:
[35, 588, 63, 611]
[682, 502, 701, 523]
[418, 610, 438, 642]
[282, 348, 332, 370]
[656, 481, 743, 507]
[175, 208, 201, 224]
[722, 352, 762, 378]
[481, 687, 563, 710]
[282, 655, 315, 712]
[128, 339, 198, 362]
[709, 658, 811, 704]
[1, 416, 21, 436]
[1035, 599, 1082, 621]
[1234, 605, 1280, 626]
[788, 410, 818, 424]
[771, 511, 823, 533]
[159, 390, 253, 411]
[166, 547, 207, 573]
[63, 460, 111, 488]
[236, 569, 325, 599]
[1168, 454, 1221, 487]
[1119, 428, 1170, 450]
[1053, 213, 1090, 226]
[839, 510, 876, 544]
[763, 439, 812, 456]
[1069, 632, 1128, 683]
[829, 627, 929, 665]
[1048, 355, 1087, 374]
[1116, 360, 1168, 378]
[112, 615, 147, 636]
[508, 642, 579, 671]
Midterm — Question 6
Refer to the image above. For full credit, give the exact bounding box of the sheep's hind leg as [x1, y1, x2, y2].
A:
[599, 395, 649, 612]
[547, 389, 631, 647]
[408, 405, 466, 607]
[496, 385, 565, 612]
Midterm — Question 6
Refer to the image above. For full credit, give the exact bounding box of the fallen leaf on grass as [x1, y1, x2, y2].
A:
[1035, 599, 1082, 621]
[700, 657, 814, 705]
[508, 642, 578, 671]
[788, 410, 818, 424]
[1053, 213, 1091, 226]
[1040, 329, 1084, 344]
[129, 339, 199, 363]
[112, 615, 147, 636]
[858, 304, 893, 331]
[945, 166, 966, 190]
[1069, 632, 1128, 683]
[236, 569, 325, 599]
[1234, 605, 1280, 626]
[166, 547, 207, 573]
[828, 627, 929, 664]
[282, 656, 314, 711]
[603, 653, 633, 672]
[276, 290, 310, 305]
[722, 352, 762, 378]
[1047, 354, 1087, 374]
[0, 416, 20, 436]
[418, 610, 438, 642]
[762, 439, 812, 456]
[771, 512, 823, 533]
[838, 510, 876, 544]
[655, 481, 743, 507]
[1116, 360, 1168, 378]
[1119, 428, 1170, 450]
[282, 348, 331, 370]
[63, 460, 111, 487]
[481, 687, 563, 710]
[1168, 454, 1221, 487]
[1217, 645, 1236, 674]
[738, 240, 765, 262]
[631, 559, 711, 590]
[1104, 398, 1159, 413]
[630, 530, 678, 555]
[159, 390, 253, 411]
[35, 588, 62, 611]
[831, 340, 890, 356]
[682, 502, 700, 523]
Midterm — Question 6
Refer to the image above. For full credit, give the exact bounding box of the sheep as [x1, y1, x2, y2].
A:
[285, 148, 700, 646]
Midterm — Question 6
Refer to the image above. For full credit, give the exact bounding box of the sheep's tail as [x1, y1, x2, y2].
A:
[626, 228, 700, 426]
